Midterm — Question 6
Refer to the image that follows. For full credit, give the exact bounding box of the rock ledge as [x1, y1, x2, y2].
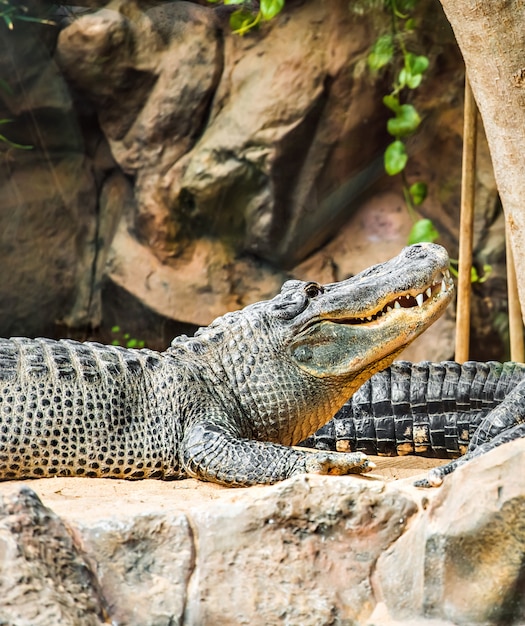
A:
[1, 442, 524, 625]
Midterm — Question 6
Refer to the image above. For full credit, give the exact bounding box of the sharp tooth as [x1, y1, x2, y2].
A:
[445, 269, 451, 279]
[386, 306, 393, 312]
[394, 301, 401, 309]
[367, 316, 372, 321]
[416, 293, 424, 307]
[406, 295, 410, 299]
[441, 279, 446, 292]
[426, 287, 431, 298]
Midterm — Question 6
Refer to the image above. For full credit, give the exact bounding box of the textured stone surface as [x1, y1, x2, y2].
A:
[56, 0, 387, 266]
[163, 2, 386, 267]
[105, 212, 278, 327]
[53, 0, 391, 327]
[0, 155, 98, 335]
[0, 485, 108, 625]
[0, 14, 110, 336]
[56, 0, 224, 259]
[81, 512, 193, 626]
[375, 439, 525, 625]
[1, 444, 524, 625]
[2, 471, 421, 626]
[185, 476, 416, 626]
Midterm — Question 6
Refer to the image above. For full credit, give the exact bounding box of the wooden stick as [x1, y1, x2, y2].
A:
[455, 76, 477, 364]
[506, 228, 525, 362]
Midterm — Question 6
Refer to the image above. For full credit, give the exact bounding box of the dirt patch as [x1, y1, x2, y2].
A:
[3, 456, 448, 522]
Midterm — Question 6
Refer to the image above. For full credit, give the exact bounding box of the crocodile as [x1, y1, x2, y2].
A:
[0, 243, 452, 486]
[303, 360, 525, 487]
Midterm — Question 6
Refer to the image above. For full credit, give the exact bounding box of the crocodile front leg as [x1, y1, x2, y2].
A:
[181, 420, 373, 487]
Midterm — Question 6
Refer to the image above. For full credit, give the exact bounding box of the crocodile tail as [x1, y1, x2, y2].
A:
[306, 360, 525, 458]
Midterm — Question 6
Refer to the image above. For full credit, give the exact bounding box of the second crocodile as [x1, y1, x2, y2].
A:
[305, 359, 525, 487]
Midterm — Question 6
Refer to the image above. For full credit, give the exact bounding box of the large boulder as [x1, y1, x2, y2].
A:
[1, 443, 525, 625]
[375, 438, 525, 625]
[56, 0, 388, 266]
[0, 485, 107, 625]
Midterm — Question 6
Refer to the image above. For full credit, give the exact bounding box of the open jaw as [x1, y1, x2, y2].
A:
[334, 268, 453, 326]
[289, 264, 454, 379]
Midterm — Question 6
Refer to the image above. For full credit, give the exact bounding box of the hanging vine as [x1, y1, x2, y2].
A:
[367, 0, 440, 244]
[207, 0, 284, 35]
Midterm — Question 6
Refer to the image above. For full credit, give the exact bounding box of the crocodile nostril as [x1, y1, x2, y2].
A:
[406, 243, 429, 257]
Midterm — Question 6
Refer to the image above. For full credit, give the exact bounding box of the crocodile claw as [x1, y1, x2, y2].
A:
[414, 467, 445, 488]
[305, 451, 375, 476]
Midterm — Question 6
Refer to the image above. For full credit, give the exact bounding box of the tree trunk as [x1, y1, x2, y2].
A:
[438, 0, 525, 322]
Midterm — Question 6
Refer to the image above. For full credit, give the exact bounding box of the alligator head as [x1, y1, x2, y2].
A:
[284, 243, 453, 384]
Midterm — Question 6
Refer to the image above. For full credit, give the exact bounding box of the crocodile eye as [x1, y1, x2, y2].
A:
[304, 282, 323, 298]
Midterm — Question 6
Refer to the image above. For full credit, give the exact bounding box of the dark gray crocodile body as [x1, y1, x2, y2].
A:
[303, 360, 525, 486]
[0, 244, 455, 486]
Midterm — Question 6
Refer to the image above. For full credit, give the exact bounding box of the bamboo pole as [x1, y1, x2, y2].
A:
[454, 76, 477, 364]
[505, 228, 525, 362]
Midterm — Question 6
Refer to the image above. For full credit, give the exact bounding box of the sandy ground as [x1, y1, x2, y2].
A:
[0, 455, 448, 522]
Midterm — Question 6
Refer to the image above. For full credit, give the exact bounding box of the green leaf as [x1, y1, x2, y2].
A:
[398, 68, 407, 88]
[404, 17, 416, 30]
[406, 72, 423, 89]
[229, 8, 256, 32]
[399, 67, 422, 89]
[111, 325, 120, 333]
[384, 140, 408, 175]
[449, 260, 492, 283]
[260, 0, 284, 20]
[126, 338, 138, 348]
[387, 104, 421, 137]
[111, 339, 120, 346]
[0, 132, 33, 149]
[406, 53, 429, 75]
[408, 218, 439, 244]
[409, 181, 427, 205]
[367, 34, 394, 71]
[383, 94, 400, 113]
[398, 54, 429, 90]
[471, 264, 492, 283]
[224, 0, 245, 4]
[386, 0, 416, 18]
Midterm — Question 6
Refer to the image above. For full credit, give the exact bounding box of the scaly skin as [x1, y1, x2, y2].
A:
[0, 243, 453, 486]
[303, 360, 525, 487]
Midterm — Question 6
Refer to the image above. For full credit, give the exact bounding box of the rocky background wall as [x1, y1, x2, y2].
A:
[0, 0, 508, 358]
